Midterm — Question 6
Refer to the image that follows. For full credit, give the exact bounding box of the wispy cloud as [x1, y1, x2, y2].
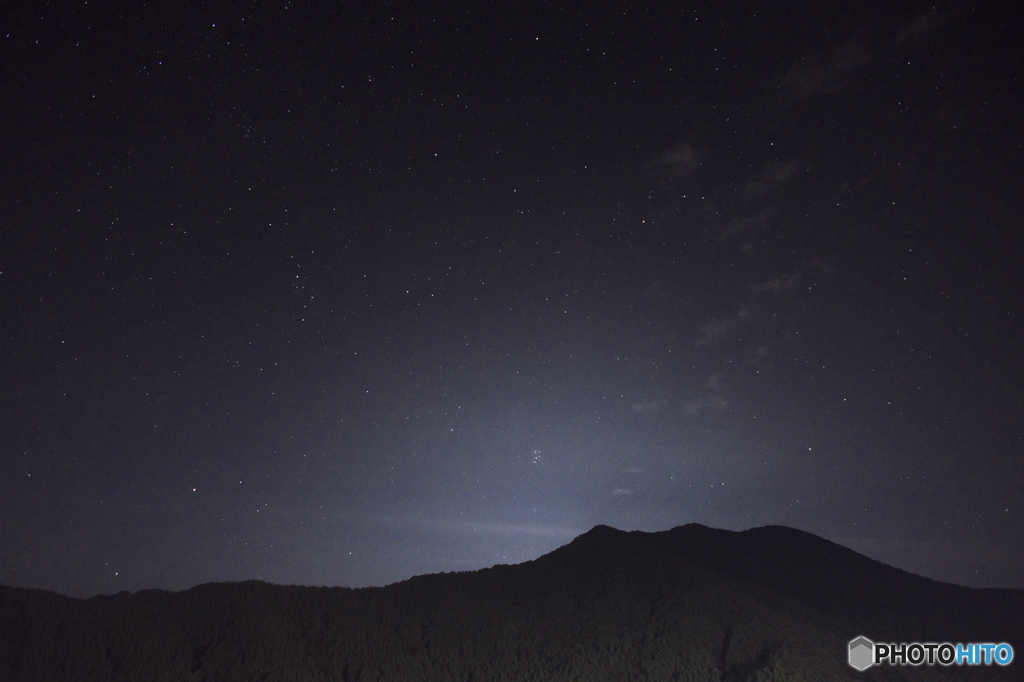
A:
[631, 400, 665, 414]
[695, 267, 803, 347]
[833, 41, 872, 70]
[742, 162, 798, 201]
[750, 271, 801, 295]
[442, 521, 582, 538]
[358, 514, 582, 539]
[695, 303, 755, 347]
[680, 395, 730, 418]
[778, 41, 871, 103]
[895, 8, 949, 46]
[649, 143, 701, 182]
[720, 209, 771, 242]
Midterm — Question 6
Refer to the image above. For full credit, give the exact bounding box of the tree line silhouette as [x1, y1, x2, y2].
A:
[2, 524, 1020, 680]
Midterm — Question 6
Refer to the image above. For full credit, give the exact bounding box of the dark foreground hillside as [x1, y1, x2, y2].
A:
[1, 524, 1021, 681]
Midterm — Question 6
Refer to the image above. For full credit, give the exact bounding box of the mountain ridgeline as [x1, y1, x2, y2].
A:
[1, 524, 1021, 681]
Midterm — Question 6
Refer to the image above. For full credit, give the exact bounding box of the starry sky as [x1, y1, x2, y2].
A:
[2, 1, 1022, 598]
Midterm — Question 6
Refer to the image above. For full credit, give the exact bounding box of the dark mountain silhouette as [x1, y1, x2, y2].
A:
[1, 524, 1020, 681]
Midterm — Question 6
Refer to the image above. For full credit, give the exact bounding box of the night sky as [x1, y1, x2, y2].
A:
[2, 2, 1022, 599]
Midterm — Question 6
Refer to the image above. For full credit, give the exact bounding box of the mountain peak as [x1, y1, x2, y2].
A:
[3, 522, 1021, 681]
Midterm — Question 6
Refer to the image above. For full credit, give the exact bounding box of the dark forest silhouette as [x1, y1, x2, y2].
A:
[2, 524, 1021, 680]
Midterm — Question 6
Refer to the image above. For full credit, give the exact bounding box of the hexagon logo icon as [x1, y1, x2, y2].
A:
[849, 636, 875, 671]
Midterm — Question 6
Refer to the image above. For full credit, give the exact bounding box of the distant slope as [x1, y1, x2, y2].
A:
[593, 523, 1024, 643]
[1, 524, 1020, 681]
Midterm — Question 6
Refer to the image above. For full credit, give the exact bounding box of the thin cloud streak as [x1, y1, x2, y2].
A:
[356, 513, 583, 540]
